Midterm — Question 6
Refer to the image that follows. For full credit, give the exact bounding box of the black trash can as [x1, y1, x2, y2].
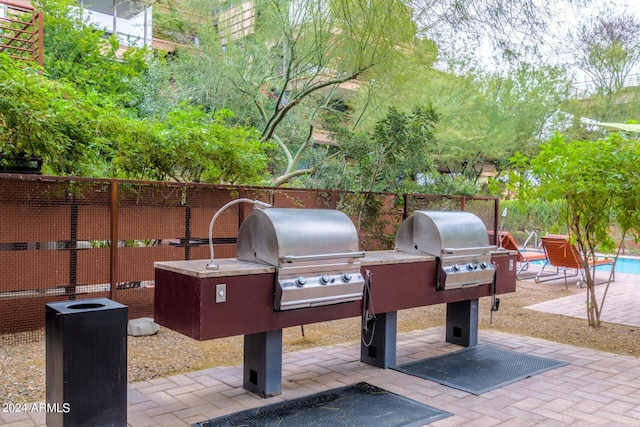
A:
[46, 298, 128, 427]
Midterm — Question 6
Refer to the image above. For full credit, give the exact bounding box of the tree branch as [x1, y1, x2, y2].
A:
[271, 167, 315, 186]
[272, 144, 344, 186]
[260, 66, 373, 143]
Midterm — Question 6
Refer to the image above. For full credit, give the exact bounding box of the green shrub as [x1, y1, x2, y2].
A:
[500, 199, 564, 245]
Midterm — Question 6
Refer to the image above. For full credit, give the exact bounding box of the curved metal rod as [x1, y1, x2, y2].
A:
[206, 198, 271, 270]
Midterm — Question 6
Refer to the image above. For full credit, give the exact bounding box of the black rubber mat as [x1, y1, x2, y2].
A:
[393, 344, 568, 395]
[193, 382, 451, 427]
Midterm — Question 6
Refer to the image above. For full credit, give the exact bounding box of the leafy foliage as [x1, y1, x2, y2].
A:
[435, 62, 572, 185]
[37, 0, 149, 105]
[303, 104, 439, 192]
[349, 45, 573, 192]
[0, 54, 269, 183]
[110, 105, 270, 183]
[500, 198, 564, 242]
[4, 0, 607, 199]
[0, 54, 108, 175]
[152, 0, 420, 185]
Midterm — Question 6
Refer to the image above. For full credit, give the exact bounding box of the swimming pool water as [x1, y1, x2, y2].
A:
[608, 257, 640, 275]
[528, 255, 640, 275]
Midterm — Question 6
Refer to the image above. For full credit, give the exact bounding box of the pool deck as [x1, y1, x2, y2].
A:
[3, 273, 639, 427]
[526, 271, 640, 327]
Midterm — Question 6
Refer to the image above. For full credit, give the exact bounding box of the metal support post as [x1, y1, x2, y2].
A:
[360, 311, 397, 368]
[243, 329, 283, 397]
[445, 299, 478, 346]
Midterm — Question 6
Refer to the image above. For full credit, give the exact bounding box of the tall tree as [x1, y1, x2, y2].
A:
[156, 0, 421, 185]
[468, 62, 573, 176]
[559, 6, 640, 124]
[302, 104, 439, 229]
[350, 49, 573, 190]
[568, 7, 640, 96]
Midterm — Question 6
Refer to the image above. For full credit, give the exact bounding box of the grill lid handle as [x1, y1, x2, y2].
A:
[441, 246, 497, 254]
[280, 251, 366, 263]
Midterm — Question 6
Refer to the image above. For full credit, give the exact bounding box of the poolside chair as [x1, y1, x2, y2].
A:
[495, 231, 548, 279]
[534, 235, 615, 289]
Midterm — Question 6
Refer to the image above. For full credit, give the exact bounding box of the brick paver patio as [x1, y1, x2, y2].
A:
[6, 326, 640, 426]
[4, 273, 639, 427]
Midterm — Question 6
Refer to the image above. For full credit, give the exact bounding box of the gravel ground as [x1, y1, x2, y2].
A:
[2, 278, 639, 403]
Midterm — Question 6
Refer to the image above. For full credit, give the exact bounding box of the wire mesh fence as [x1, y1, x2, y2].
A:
[0, 175, 498, 345]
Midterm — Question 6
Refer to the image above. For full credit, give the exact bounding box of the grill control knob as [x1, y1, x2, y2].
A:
[320, 275, 330, 285]
[342, 273, 352, 283]
[466, 263, 476, 271]
[480, 261, 488, 269]
[295, 277, 306, 287]
[452, 264, 460, 272]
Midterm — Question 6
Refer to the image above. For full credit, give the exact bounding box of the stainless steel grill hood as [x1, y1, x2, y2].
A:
[236, 208, 365, 311]
[396, 210, 496, 290]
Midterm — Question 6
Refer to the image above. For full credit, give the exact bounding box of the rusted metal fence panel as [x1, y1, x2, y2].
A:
[0, 174, 498, 344]
[0, 250, 69, 292]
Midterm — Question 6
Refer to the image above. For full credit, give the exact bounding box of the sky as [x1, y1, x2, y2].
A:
[446, 0, 640, 88]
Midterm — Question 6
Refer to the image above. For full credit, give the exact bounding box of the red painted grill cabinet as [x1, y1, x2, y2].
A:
[154, 208, 517, 397]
